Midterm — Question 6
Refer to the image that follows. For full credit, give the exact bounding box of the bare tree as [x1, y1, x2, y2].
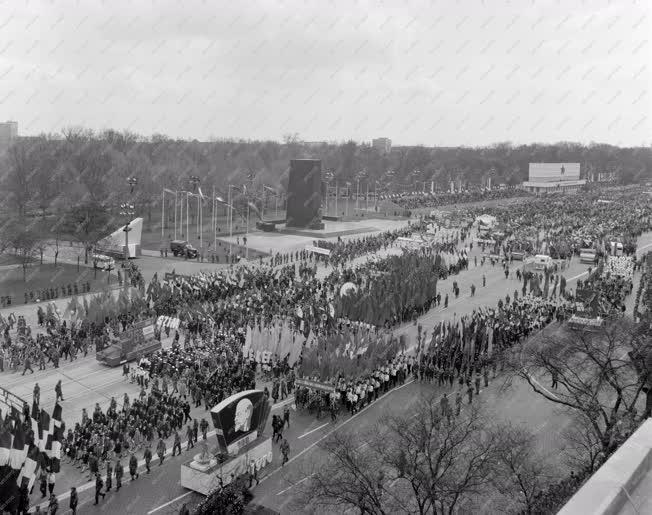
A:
[490, 423, 556, 515]
[1, 218, 40, 281]
[295, 396, 499, 515]
[507, 319, 649, 456]
[560, 414, 604, 475]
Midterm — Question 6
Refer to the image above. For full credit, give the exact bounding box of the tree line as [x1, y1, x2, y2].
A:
[1, 129, 650, 222]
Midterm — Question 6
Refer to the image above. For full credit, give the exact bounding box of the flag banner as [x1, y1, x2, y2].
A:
[9, 425, 27, 470]
[0, 427, 11, 466]
[52, 402, 62, 428]
[16, 444, 39, 490]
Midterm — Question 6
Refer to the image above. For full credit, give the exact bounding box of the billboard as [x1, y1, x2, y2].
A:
[528, 163, 580, 183]
[210, 390, 270, 455]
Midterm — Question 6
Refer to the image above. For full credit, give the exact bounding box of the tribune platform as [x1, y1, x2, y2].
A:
[217, 219, 411, 254]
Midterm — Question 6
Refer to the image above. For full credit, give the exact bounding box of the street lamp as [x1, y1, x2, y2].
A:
[354, 171, 366, 213]
[189, 176, 201, 248]
[323, 170, 334, 216]
[127, 176, 138, 194]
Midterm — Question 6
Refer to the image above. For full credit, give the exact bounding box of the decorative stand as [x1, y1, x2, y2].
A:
[180, 435, 273, 495]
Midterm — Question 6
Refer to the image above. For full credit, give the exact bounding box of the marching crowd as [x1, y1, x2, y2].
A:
[391, 188, 530, 210]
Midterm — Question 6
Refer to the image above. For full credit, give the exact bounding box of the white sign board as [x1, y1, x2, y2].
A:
[305, 245, 331, 256]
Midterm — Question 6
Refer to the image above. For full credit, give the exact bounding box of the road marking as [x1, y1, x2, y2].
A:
[276, 474, 315, 495]
[259, 380, 415, 484]
[637, 241, 652, 254]
[147, 491, 194, 514]
[567, 271, 588, 282]
[528, 374, 560, 401]
[298, 422, 329, 439]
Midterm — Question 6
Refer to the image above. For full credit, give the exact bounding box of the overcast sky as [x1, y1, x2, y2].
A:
[1, 0, 650, 146]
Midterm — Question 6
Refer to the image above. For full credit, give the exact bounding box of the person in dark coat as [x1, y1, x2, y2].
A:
[69, 487, 78, 515]
[144, 445, 153, 473]
[115, 460, 124, 490]
[94, 473, 105, 505]
[129, 452, 139, 480]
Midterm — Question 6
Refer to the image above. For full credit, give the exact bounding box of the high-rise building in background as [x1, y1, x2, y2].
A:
[0, 121, 18, 147]
[372, 137, 391, 154]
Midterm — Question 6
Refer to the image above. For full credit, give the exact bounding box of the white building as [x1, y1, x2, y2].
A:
[0, 121, 18, 146]
[522, 163, 585, 194]
[372, 137, 391, 154]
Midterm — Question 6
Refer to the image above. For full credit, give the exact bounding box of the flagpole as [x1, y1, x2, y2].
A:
[212, 185, 216, 250]
[366, 182, 369, 210]
[186, 192, 189, 241]
[228, 185, 233, 257]
[198, 193, 202, 249]
[161, 189, 165, 243]
[174, 190, 178, 240]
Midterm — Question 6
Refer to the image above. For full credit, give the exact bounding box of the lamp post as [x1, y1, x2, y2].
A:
[323, 171, 334, 217]
[189, 176, 201, 248]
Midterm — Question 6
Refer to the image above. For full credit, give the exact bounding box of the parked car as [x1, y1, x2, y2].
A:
[170, 240, 199, 258]
[92, 254, 115, 270]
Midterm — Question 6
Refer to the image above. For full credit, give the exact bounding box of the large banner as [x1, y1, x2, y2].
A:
[210, 390, 270, 454]
[243, 319, 312, 366]
[574, 288, 600, 318]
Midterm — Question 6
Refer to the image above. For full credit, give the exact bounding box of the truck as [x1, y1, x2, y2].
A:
[170, 240, 199, 259]
[579, 248, 597, 264]
[96, 318, 161, 367]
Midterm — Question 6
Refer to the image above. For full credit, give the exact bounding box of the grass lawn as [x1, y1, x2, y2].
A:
[0, 253, 36, 266]
[0, 262, 117, 305]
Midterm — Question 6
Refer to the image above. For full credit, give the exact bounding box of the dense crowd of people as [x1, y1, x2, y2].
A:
[390, 187, 530, 210]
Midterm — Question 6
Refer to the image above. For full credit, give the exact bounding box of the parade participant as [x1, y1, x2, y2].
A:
[105, 461, 113, 491]
[115, 460, 124, 490]
[172, 431, 182, 456]
[48, 493, 58, 514]
[280, 438, 290, 466]
[129, 452, 139, 480]
[69, 487, 78, 515]
[94, 473, 105, 505]
[144, 445, 153, 473]
[157, 438, 166, 466]
[55, 380, 64, 402]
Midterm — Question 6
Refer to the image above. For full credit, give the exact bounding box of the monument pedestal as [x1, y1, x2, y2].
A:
[180, 435, 273, 495]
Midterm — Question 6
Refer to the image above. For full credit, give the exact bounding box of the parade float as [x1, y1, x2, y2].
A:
[181, 390, 272, 495]
[96, 317, 160, 366]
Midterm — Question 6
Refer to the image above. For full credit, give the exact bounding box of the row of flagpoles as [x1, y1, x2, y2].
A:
[0, 400, 64, 511]
[161, 185, 283, 255]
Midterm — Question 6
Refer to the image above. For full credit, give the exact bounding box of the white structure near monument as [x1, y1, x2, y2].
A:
[522, 163, 585, 194]
[95, 217, 143, 258]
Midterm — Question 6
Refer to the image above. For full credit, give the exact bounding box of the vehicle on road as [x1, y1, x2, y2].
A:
[92, 254, 115, 270]
[170, 240, 199, 258]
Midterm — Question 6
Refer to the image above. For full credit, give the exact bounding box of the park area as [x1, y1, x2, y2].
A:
[0, 261, 118, 306]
